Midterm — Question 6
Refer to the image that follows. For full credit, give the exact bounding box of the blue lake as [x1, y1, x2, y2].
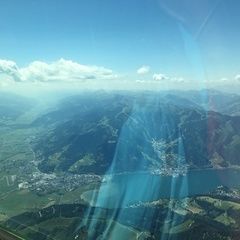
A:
[82, 168, 240, 208]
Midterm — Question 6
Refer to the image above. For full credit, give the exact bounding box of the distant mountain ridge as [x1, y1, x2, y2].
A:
[0, 92, 34, 120]
[32, 91, 240, 175]
[172, 89, 240, 116]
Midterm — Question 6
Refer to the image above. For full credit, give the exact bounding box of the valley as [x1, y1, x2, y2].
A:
[0, 90, 240, 239]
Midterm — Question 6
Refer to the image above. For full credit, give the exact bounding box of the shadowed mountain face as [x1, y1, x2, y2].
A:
[0, 90, 240, 240]
[32, 91, 240, 175]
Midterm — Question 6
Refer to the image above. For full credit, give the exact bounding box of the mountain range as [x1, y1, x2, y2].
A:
[29, 90, 240, 175]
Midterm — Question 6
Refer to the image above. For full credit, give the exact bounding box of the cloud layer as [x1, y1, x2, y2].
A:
[235, 74, 240, 81]
[0, 59, 22, 82]
[0, 58, 117, 83]
[137, 65, 150, 75]
[152, 73, 168, 81]
[1, 58, 239, 92]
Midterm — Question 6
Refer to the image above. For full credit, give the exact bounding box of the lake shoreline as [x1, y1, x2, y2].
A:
[82, 168, 240, 208]
[99, 166, 240, 179]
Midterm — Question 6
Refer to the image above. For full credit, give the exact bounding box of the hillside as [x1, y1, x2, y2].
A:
[32, 91, 240, 175]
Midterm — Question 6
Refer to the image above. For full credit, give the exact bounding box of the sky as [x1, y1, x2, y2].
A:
[0, 0, 240, 92]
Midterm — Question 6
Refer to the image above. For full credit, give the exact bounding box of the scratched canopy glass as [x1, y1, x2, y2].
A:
[0, 0, 240, 240]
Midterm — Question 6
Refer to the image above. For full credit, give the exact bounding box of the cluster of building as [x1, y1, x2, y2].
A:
[151, 165, 188, 177]
[214, 185, 240, 200]
[18, 171, 102, 194]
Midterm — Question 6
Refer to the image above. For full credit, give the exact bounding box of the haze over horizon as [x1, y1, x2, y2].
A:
[0, 0, 240, 93]
[1, 2, 240, 239]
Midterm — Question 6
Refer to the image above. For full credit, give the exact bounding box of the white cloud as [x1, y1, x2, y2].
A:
[0, 58, 117, 83]
[152, 73, 168, 81]
[152, 74, 186, 84]
[235, 74, 240, 81]
[135, 79, 146, 83]
[220, 78, 228, 82]
[172, 77, 185, 83]
[137, 65, 150, 75]
[0, 59, 22, 82]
